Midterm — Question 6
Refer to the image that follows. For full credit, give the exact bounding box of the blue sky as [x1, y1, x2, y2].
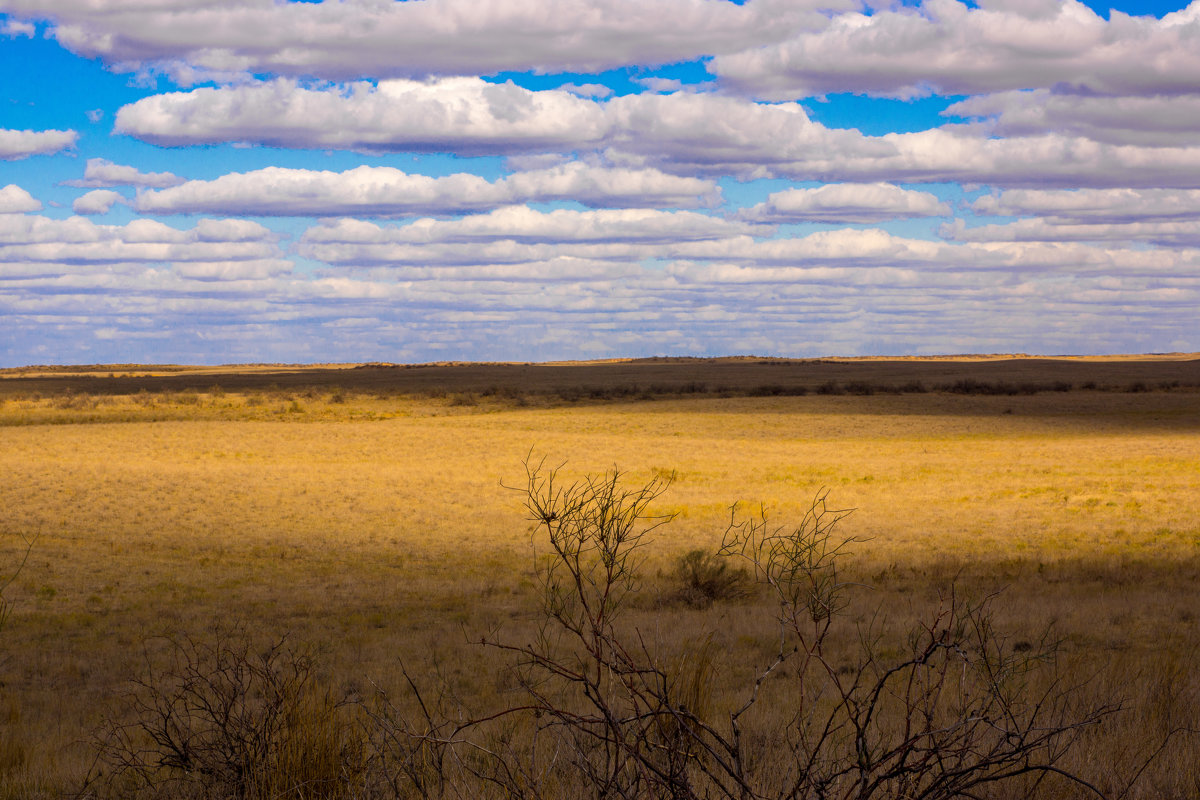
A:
[1, 0, 1199, 366]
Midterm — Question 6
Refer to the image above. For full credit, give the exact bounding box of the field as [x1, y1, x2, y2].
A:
[1, 356, 1199, 798]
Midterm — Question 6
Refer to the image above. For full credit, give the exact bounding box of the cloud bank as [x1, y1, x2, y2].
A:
[113, 79, 1200, 188]
[3, 0, 1200, 363]
[712, 0, 1200, 100]
[133, 163, 718, 216]
[1, 0, 846, 80]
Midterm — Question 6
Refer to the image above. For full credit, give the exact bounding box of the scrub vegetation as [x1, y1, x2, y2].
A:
[1, 357, 1199, 798]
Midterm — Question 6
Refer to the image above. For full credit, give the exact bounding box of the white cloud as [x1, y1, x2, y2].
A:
[947, 91, 1200, 148]
[785, 128, 1200, 189]
[172, 258, 293, 281]
[634, 77, 688, 93]
[300, 207, 757, 266]
[2, 18, 35, 37]
[7, 0, 1200, 362]
[332, 258, 646, 284]
[304, 207, 752, 244]
[712, 0, 1200, 100]
[73, 189, 125, 215]
[1, 0, 847, 80]
[942, 218, 1200, 247]
[560, 83, 614, 99]
[737, 183, 950, 223]
[971, 188, 1200, 223]
[6, 252, 1198, 363]
[64, 157, 185, 188]
[499, 162, 720, 209]
[112, 78, 1200, 188]
[133, 162, 718, 216]
[111, 77, 890, 178]
[115, 78, 613, 155]
[296, 209, 1200, 282]
[0, 213, 280, 268]
[0, 185, 41, 213]
[0, 128, 78, 160]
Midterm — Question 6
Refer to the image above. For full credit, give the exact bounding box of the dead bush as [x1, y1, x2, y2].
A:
[92, 629, 364, 800]
[408, 460, 1122, 800]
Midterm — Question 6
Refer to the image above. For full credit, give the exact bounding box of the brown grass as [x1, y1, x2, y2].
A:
[1, 357, 1198, 797]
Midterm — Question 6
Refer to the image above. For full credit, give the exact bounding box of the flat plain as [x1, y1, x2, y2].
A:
[1, 356, 1198, 798]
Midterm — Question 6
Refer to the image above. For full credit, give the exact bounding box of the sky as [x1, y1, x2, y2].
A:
[1, 0, 1199, 366]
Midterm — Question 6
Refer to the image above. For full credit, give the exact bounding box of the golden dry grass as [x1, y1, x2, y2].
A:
[1, 359, 1198, 797]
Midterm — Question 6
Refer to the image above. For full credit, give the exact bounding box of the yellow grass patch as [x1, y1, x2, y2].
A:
[1, 378, 1198, 796]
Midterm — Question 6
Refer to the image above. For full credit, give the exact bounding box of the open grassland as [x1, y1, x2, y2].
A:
[1, 358, 1199, 798]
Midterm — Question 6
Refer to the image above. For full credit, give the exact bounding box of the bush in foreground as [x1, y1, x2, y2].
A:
[92, 631, 363, 800]
[92, 463, 1126, 799]
[365, 461, 1119, 800]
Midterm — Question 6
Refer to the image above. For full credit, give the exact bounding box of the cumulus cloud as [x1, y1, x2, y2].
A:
[561, 83, 614, 99]
[600, 91, 887, 178]
[111, 77, 888, 177]
[172, 258, 293, 281]
[712, 0, 1200, 100]
[331, 257, 646, 284]
[971, 188, 1200, 223]
[133, 162, 718, 216]
[2, 18, 35, 37]
[633, 77, 714, 93]
[499, 162, 720, 209]
[942, 218, 1200, 248]
[304, 207, 752, 244]
[0, 128, 78, 160]
[947, 91, 1200, 148]
[0, 0, 847, 80]
[72, 189, 125, 215]
[64, 158, 184, 188]
[115, 78, 613, 155]
[112, 78, 1200, 188]
[296, 208, 1200, 282]
[785, 128, 1200, 189]
[299, 207, 757, 266]
[737, 183, 950, 223]
[0, 213, 280, 268]
[0, 185, 42, 213]
[7, 241, 1199, 362]
[643, 118, 1200, 189]
[8, 0, 1200, 361]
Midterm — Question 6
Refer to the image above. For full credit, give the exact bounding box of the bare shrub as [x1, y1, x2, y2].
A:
[93, 629, 364, 800]
[1, 534, 35, 783]
[1, 533, 34, 635]
[418, 461, 1120, 800]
